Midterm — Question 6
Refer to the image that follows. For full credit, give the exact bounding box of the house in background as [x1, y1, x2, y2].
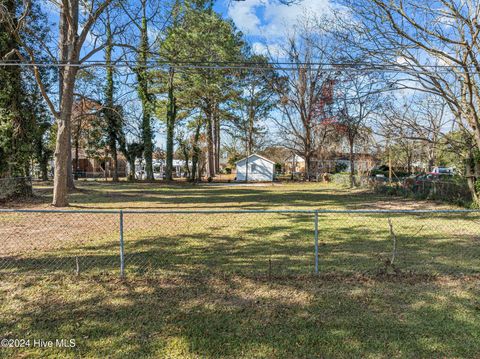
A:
[128, 158, 189, 180]
[284, 154, 305, 174]
[314, 153, 378, 174]
[71, 148, 128, 178]
[236, 154, 275, 182]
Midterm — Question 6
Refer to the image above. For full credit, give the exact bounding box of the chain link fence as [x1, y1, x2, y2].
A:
[0, 209, 479, 277]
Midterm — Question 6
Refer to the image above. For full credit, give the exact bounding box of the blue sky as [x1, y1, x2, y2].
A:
[40, 0, 334, 149]
[215, 0, 332, 58]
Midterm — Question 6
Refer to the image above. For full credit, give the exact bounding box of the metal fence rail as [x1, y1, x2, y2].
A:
[0, 209, 479, 277]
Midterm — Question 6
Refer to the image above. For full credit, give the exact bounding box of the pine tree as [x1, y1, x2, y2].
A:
[0, 0, 34, 187]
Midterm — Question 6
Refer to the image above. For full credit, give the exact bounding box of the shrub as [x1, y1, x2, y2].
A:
[0, 177, 33, 202]
[334, 161, 348, 173]
[373, 177, 472, 207]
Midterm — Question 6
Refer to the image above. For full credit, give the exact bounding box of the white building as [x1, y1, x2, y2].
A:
[236, 154, 275, 182]
[127, 159, 188, 180]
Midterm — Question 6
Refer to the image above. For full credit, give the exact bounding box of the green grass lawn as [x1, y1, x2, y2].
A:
[1, 182, 479, 358]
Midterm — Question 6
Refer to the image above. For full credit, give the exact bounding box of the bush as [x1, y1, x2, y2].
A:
[373, 178, 472, 207]
[334, 162, 348, 173]
[370, 169, 411, 178]
[0, 177, 33, 202]
[330, 173, 367, 187]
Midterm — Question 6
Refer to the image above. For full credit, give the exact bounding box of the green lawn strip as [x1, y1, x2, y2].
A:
[29, 181, 427, 210]
[2, 207, 479, 277]
[1, 183, 478, 357]
[0, 275, 479, 358]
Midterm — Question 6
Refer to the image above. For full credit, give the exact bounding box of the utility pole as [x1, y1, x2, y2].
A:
[388, 138, 392, 184]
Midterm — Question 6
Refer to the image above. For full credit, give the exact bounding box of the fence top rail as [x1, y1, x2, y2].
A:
[0, 209, 121, 214]
[0, 208, 479, 214]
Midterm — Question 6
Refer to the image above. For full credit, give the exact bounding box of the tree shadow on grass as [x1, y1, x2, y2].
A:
[1, 214, 479, 356]
[61, 185, 389, 210]
[2, 214, 479, 278]
[1, 273, 479, 358]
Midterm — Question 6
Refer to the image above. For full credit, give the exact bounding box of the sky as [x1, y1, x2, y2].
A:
[215, 0, 332, 58]
[40, 0, 336, 149]
[155, 0, 334, 148]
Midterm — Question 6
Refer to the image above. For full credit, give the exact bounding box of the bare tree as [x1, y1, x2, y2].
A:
[382, 94, 453, 172]
[338, 0, 480, 200]
[334, 72, 382, 186]
[0, 0, 119, 206]
[271, 23, 338, 179]
[378, 105, 420, 175]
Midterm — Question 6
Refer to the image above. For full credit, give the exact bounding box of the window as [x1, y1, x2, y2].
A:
[250, 163, 258, 173]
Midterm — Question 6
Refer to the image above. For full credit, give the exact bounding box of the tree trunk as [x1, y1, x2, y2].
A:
[428, 147, 435, 172]
[67, 132, 75, 190]
[59, 2, 75, 192]
[165, 67, 176, 181]
[182, 145, 190, 179]
[40, 158, 48, 181]
[466, 157, 479, 204]
[304, 124, 312, 180]
[248, 106, 254, 154]
[349, 139, 355, 188]
[52, 0, 80, 206]
[214, 108, 220, 174]
[138, 2, 154, 181]
[74, 135, 79, 180]
[105, 11, 118, 182]
[111, 147, 118, 181]
[191, 121, 202, 182]
[128, 156, 135, 181]
[53, 64, 77, 207]
[304, 153, 311, 181]
[53, 101, 72, 204]
[388, 143, 392, 184]
[206, 110, 215, 178]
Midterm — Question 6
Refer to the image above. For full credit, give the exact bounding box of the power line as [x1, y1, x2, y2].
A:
[0, 60, 466, 72]
[0, 59, 468, 67]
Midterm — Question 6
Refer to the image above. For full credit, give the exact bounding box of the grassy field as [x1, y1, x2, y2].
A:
[1, 181, 480, 358]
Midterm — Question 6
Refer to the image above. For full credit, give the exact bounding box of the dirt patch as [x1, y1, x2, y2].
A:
[345, 195, 455, 210]
[0, 212, 118, 256]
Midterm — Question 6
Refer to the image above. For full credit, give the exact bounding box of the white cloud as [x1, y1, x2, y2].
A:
[228, 0, 332, 38]
[228, 0, 264, 35]
[251, 41, 284, 57]
[251, 42, 268, 54]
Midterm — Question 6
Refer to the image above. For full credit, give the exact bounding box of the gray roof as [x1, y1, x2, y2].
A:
[235, 153, 275, 165]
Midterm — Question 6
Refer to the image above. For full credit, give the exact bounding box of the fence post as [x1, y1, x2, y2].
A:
[314, 209, 319, 274]
[119, 209, 125, 278]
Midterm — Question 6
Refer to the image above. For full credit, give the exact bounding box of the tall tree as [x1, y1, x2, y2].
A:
[1, 0, 116, 206]
[271, 24, 337, 179]
[382, 95, 452, 172]
[0, 0, 52, 195]
[227, 54, 276, 181]
[165, 65, 177, 180]
[0, 0, 30, 180]
[103, 9, 120, 181]
[338, 0, 480, 200]
[135, 0, 154, 181]
[334, 72, 382, 186]
[158, 0, 182, 181]
[176, 4, 244, 178]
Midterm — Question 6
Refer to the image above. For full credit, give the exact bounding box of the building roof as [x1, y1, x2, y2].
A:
[236, 153, 275, 165]
[286, 154, 305, 163]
